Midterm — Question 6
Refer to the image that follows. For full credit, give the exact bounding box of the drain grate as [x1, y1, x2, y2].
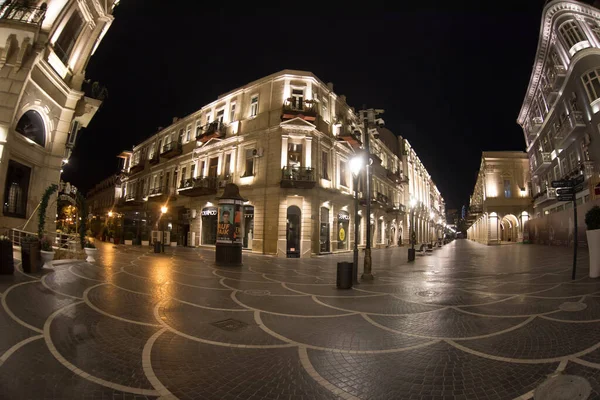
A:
[534, 375, 591, 399]
[211, 319, 247, 332]
[559, 302, 588, 312]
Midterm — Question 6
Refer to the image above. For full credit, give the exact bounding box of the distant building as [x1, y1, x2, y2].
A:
[517, 0, 600, 219]
[86, 174, 120, 218]
[0, 0, 117, 232]
[110, 70, 445, 256]
[467, 152, 533, 244]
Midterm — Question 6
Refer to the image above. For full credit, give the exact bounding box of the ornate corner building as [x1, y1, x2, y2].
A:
[0, 0, 117, 231]
[466, 152, 533, 244]
[518, 0, 600, 219]
[110, 70, 446, 258]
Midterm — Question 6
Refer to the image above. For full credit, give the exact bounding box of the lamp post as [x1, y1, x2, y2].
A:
[160, 205, 167, 252]
[349, 155, 364, 284]
[408, 198, 417, 261]
[429, 211, 435, 244]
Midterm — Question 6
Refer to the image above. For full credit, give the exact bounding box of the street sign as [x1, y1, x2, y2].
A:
[556, 188, 574, 195]
[574, 174, 585, 186]
[551, 180, 572, 188]
[557, 195, 575, 202]
[574, 183, 585, 193]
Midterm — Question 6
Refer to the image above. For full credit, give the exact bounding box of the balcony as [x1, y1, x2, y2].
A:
[533, 188, 556, 207]
[178, 176, 227, 197]
[542, 83, 558, 107]
[469, 205, 483, 214]
[386, 169, 402, 184]
[532, 152, 552, 176]
[281, 100, 317, 122]
[129, 161, 145, 175]
[280, 167, 316, 189]
[125, 192, 144, 204]
[337, 131, 362, 149]
[554, 111, 586, 148]
[196, 121, 225, 143]
[147, 186, 176, 202]
[529, 117, 543, 140]
[148, 153, 159, 165]
[160, 141, 182, 159]
[0, 4, 46, 27]
[583, 161, 595, 180]
[547, 65, 566, 90]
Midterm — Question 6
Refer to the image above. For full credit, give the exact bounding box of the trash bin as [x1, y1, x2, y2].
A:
[153, 240, 161, 253]
[336, 262, 353, 289]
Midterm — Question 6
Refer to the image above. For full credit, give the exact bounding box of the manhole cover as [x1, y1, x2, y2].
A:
[244, 289, 271, 296]
[534, 375, 591, 399]
[211, 319, 247, 332]
[559, 302, 588, 312]
[417, 290, 439, 297]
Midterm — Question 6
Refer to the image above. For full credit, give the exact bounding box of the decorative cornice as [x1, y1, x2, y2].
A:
[517, 0, 600, 125]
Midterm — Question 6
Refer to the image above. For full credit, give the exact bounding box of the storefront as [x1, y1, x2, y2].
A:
[201, 206, 218, 245]
[337, 211, 349, 250]
[243, 205, 254, 249]
[320, 207, 330, 252]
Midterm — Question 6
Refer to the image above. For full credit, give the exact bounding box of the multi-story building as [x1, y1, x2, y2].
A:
[518, 0, 600, 219]
[0, 0, 117, 232]
[467, 152, 533, 244]
[86, 174, 120, 217]
[113, 70, 445, 257]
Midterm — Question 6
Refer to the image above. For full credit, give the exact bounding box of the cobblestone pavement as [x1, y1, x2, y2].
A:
[1, 240, 599, 399]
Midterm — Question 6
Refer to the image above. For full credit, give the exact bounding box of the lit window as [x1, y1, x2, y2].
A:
[205, 113, 211, 125]
[230, 103, 236, 121]
[322, 151, 329, 180]
[195, 120, 202, 137]
[190, 163, 196, 179]
[559, 20, 586, 50]
[588, 20, 600, 42]
[244, 149, 255, 176]
[339, 160, 347, 187]
[224, 154, 231, 176]
[185, 125, 191, 142]
[569, 152, 578, 172]
[250, 95, 259, 117]
[216, 109, 224, 124]
[54, 10, 85, 64]
[321, 99, 329, 121]
[288, 143, 302, 167]
[291, 88, 304, 110]
[582, 69, 600, 103]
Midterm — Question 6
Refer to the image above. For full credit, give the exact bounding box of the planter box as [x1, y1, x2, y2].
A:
[587, 229, 600, 278]
[124, 240, 133, 245]
[0, 240, 14, 275]
[170, 242, 177, 247]
[141, 240, 150, 246]
[21, 240, 40, 273]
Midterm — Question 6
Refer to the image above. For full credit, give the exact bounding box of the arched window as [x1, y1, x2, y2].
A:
[559, 20, 586, 52]
[15, 110, 46, 147]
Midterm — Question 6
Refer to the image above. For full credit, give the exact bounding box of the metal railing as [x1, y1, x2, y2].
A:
[281, 166, 315, 182]
[6, 228, 82, 252]
[0, 4, 46, 26]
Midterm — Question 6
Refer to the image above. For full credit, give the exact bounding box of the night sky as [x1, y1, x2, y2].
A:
[63, 0, 550, 210]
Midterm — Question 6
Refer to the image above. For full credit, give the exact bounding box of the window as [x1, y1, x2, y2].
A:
[216, 109, 225, 124]
[288, 143, 302, 167]
[291, 88, 304, 110]
[569, 152, 578, 172]
[15, 110, 45, 147]
[321, 99, 329, 121]
[172, 171, 178, 189]
[322, 151, 329, 180]
[560, 157, 567, 176]
[559, 20, 586, 49]
[165, 172, 170, 191]
[200, 161, 205, 177]
[339, 160, 347, 187]
[54, 10, 85, 64]
[178, 128, 184, 143]
[224, 154, 231, 176]
[205, 113, 211, 125]
[582, 69, 600, 103]
[190, 163, 196, 179]
[196, 120, 202, 137]
[244, 149, 255, 176]
[588, 20, 600, 41]
[504, 180, 511, 198]
[148, 143, 155, 159]
[181, 167, 187, 184]
[3, 160, 31, 218]
[554, 165, 560, 180]
[230, 103, 236, 121]
[185, 125, 191, 142]
[250, 95, 259, 117]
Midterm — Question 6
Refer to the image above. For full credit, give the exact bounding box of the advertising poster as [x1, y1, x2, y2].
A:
[216, 202, 243, 244]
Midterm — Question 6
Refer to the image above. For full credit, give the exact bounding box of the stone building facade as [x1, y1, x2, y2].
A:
[467, 152, 533, 244]
[113, 70, 445, 257]
[0, 0, 117, 232]
[518, 0, 600, 219]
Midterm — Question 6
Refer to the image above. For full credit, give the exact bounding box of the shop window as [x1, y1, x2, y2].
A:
[201, 207, 218, 245]
[320, 207, 330, 253]
[3, 160, 31, 218]
[243, 206, 254, 249]
[15, 110, 45, 147]
[337, 211, 349, 250]
[54, 9, 85, 64]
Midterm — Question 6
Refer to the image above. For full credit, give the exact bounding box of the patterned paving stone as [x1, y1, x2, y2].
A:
[87, 284, 160, 325]
[316, 293, 442, 315]
[398, 289, 510, 306]
[5, 281, 75, 329]
[580, 346, 600, 364]
[152, 330, 336, 400]
[369, 308, 528, 339]
[0, 340, 156, 399]
[546, 296, 600, 321]
[111, 272, 165, 297]
[478, 282, 560, 295]
[212, 269, 273, 282]
[0, 299, 38, 356]
[236, 292, 349, 316]
[284, 283, 376, 297]
[164, 283, 243, 310]
[159, 299, 285, 346]
[563, 362, 600, 399]
[220, 279, 302, 295]
[307, 342, 557, 399]
[43, 269, 99, 298]
[529, 282, 600, 298]
[261, 313, 432, 350]
[69, 262, 115, 281]
[0, 270, 36, 293]
[462, 295, 566, 316]
[49, 303, 157, 390]
[460, 317, 600, 360]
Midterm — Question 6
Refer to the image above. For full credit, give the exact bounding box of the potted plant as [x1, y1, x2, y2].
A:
[170, 232, 178, 247]
[40, 236, 55, 269]
[124, 231, 133, 245]
[84, 240, 98, 263]
[585, 205, 600, 278]
[141, 230, 150, 246]
[21, 235, 40, 273]
[0, 234, 14, 275]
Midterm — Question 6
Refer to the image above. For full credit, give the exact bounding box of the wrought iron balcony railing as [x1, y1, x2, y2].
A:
[280, 167, 316, 189]
[0, 4, 46, 26]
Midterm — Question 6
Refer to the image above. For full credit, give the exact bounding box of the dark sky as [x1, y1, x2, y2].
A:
[63, 0, 549, 210]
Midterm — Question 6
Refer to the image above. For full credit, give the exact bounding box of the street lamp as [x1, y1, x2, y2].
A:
[160, 205, 168, 251]
[408, 198, 417, 261]
[108, 211, 113, 218]
[161, 205, 168, 214]
[349, 154, 364, 284]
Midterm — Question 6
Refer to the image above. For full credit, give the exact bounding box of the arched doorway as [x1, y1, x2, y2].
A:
[286, 206, 301, 258]
[16, 110, 46, 147]
[500, 214, 519, 242]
